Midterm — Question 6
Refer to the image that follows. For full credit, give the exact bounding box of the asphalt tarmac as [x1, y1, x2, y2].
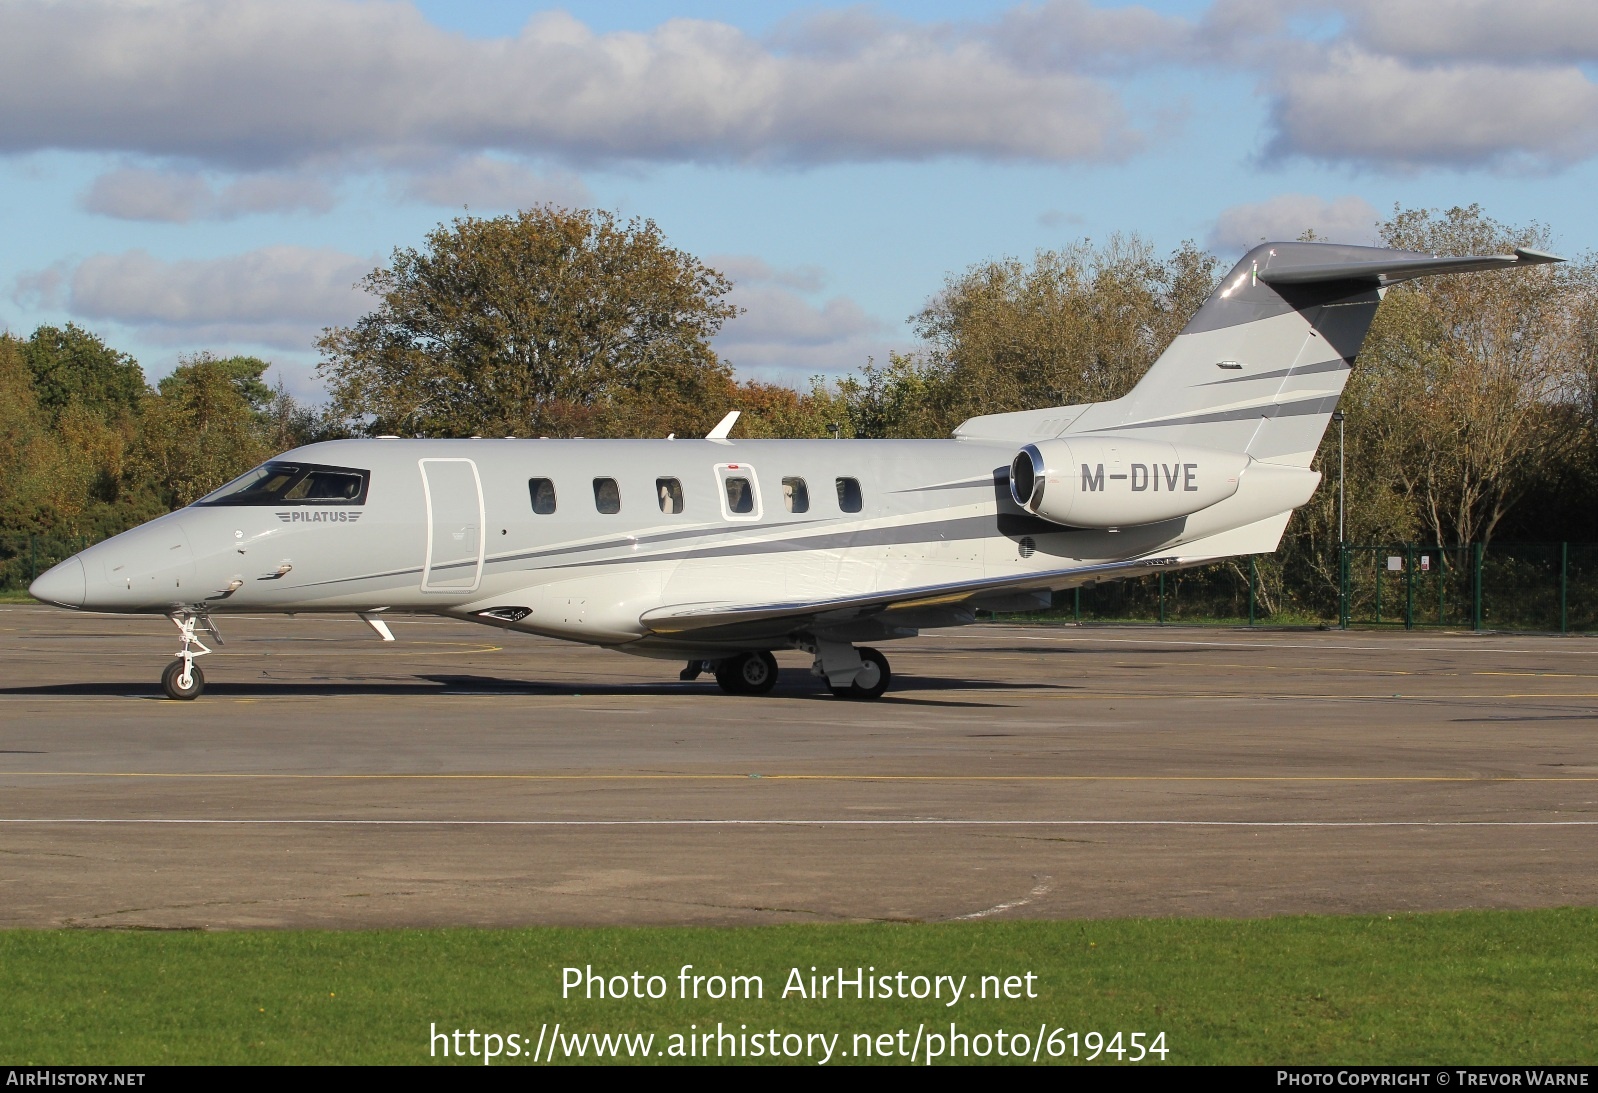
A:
[2, 605, 1596, 929]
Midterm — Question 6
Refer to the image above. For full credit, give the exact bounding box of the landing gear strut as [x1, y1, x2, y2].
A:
[162, 612, 220, 700]
[828, 647, 890, 700]
[804, 639, 892, 700]
[714, 651, 780, 695]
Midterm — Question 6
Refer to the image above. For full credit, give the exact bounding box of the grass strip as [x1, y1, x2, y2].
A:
[3, 910, 1595, 1065]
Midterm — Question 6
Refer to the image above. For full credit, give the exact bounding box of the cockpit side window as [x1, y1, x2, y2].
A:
[196, 462, 370, 506]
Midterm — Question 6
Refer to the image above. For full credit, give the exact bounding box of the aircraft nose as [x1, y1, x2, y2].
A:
[30, 555, 86, 608]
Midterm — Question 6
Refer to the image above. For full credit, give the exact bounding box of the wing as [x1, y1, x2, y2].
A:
[638, 555, 1174, 642]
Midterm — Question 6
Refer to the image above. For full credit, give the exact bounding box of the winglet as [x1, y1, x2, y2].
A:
[706, 411, 740, 440]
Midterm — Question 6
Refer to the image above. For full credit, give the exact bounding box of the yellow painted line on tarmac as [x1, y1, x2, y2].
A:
[6, 772, 1596, 783]
[999, 690, 1598, 701]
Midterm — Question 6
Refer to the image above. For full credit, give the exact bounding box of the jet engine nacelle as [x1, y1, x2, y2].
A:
[1010, 436, 1249, 529]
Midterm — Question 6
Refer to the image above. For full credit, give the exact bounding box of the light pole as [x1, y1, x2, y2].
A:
[1333, 410, 1345, 545]
[1333, 409, 1346, 629]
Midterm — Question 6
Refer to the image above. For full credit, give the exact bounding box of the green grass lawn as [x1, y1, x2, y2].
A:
[4, 910, 1595, 1065]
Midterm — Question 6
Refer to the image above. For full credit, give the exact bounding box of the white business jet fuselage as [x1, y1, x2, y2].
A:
[28, 242, 1560, 699]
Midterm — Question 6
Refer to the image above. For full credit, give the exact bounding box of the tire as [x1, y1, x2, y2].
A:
[162, 659, 205, 700]
[828, 647, 890, 701]
[715, 651, 779, 695]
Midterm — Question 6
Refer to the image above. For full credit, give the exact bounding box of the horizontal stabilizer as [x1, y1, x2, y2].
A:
[1258, 246, 1562, 286]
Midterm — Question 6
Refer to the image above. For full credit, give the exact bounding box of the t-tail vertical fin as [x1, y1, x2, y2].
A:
[1057, 242, 1561, 467]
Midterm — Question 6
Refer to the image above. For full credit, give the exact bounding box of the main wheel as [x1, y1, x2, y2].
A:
[714, 651, 779, 695]
[828, 647, 890, 701]
[162, 659, 205, 700]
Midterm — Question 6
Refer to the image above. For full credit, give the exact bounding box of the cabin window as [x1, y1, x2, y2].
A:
[656, 478, 684, 514]
[196, 462, 370, 506]
[528, 478, 557, 515]
[724, 477, 754, 514]
[782, 477, 809, 513]
[593, 477, 621, 514]
[836, 476, 863, 513]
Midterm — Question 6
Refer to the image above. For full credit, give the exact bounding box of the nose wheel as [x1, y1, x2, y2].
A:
[161, 611, 219, 700]
[162, 658, 205, 700]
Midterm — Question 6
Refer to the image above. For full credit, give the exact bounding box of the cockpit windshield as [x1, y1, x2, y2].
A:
[196, 462, 370, 506]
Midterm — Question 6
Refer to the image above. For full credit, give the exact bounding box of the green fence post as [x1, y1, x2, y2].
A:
[1561, 542, 1568, 635]
[1473, 542, 1484, 632]
[29, 534, 37, 584]
[1158, 572, 1166, 625]
[1438, 548, 1446, 625]
[1339, 544, 1350, 630]
[1405, 544, 1415, 631]
[1248, 554, 1257, 627]
[1376, 552, 1383, 624]
[1073, 586, 1081, 624]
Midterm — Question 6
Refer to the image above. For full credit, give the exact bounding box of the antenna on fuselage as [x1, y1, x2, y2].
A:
[706, 411, 740, 440]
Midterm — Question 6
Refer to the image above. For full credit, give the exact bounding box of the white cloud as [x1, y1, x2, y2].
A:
[986, 0, 1200, 73]
[79, 167, 335, 222]
[0, 1, 1143, 169]
[1208, 194, 1380, 253]
[396, 156, 591, 210]
[1264, 47, 1598, 169]
[710, 255, 906, 383]
[65, 246, 374, 349]
[1347, 0, 1598, 63]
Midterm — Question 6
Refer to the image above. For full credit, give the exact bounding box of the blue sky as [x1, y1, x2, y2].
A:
[2, 0, 1594, 397]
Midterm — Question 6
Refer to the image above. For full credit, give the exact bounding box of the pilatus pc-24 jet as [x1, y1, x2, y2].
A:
[29, 242, 1560, 700]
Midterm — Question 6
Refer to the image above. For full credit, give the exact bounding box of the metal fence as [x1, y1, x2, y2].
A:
[1337, 542, 1598, 633]
[1001, 542, 1598, 633]
[0, 536, 92, 595]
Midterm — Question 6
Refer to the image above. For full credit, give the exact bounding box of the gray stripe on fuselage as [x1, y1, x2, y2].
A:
[541, 511, 1057, 572]
[889, 476, 993, 494]
[493, 516, 827, 567]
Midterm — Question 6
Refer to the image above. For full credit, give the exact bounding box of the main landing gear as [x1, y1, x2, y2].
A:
[162, 611, 221, 700]
[827, 647, 890, 701]
[713, 651, 779, 695]
[684, 642, 892, 700]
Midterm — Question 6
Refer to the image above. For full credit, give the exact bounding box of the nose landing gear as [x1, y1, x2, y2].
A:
[162, 612, 220, 700]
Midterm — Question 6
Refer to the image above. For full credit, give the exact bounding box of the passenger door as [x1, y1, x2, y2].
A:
[420, 458, 484, 592]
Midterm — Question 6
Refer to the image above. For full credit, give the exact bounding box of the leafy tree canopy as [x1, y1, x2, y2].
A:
[21, 323, 145, 423]
[317, 207, 743, 438]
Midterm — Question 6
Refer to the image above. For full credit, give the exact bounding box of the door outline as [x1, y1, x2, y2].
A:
[420, 458, 485, 593]
[714, 463, 763, 522]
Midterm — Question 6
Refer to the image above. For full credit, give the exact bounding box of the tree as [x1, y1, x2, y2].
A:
[20, 323, 145, 424]
[138, 357, 273, 508]
[317, 207, 742, 438]
[1356, 205, 1587, 547]
[907, 236, 1220, 435]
